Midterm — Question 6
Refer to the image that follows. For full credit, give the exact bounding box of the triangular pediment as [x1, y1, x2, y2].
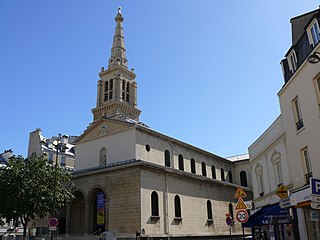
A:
[76, 118, 135, 143]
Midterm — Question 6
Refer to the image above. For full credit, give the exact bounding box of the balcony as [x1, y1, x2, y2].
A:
[296, 119, 304, 130]
[305, 172, 313, 184]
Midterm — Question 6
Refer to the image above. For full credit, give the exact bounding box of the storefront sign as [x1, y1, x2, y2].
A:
[311, 202, 320, 210]
[311, 178, 320, 195]
[291, 187, 311, 204]
[279, 197, 291, 209]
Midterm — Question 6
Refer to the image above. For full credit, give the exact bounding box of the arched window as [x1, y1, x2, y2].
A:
[240, 171, 248, 187]
[229, 203, 234, 219]
[221, 168, 225, 181]
[207, 200, 213, 220]
[164, 150, 170, 167]
[104, 81, 109, 101]
[271, 151, 282, 186]
[99, 147, 107, 166]
[211, 165, 216, 179]
[178, 154, 184, 171]
[122, 80, 126, 100]
[174, 195, 181, 218]
[255, 164, 264, 196]
[109, 79, 113, 100]
[151, 191, 159, 216]
[126, 82, 130, 101]
[191, 158, 196, 174]
[228, 171, 233, 183]
[201, 162, 207, 176]
[104, 80, 113, 101]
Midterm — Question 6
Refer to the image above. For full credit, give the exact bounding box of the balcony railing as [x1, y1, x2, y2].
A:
[305, 172, 313, 184]
[296, 119, 304, 130]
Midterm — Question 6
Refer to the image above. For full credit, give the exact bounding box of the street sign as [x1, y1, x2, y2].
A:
[235, 197, 247, 210]
[310, 178, 320, 195]
[234, 187, 247, 198]
[48, 217, 58, 227]
[311, 195, 320, 202]
[244, 200, 253, 210]
[279, 197, 291, 209]
[275, 184, 288, 199]
[226, 216, 233, 225]
[236, 210, 249, 223]
[311, 202, 320, 210]
[49, 227, 57, 231]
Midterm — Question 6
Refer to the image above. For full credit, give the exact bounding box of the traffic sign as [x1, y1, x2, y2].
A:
[226, 216, 233, 225]
[48, 217, 58, 227]
[311, 195, 320, 202]
[310, 178, 320, 195]
[244, 200, 253, 210]
[279, 197, 291, 209]
[49, 227, 57, 231]
[236, 210, 249, 223]
[234, 187, 247, 198]
[235, 197, 247, 210]
[275, 184, 288, 199]
[311, 202, 320, 210]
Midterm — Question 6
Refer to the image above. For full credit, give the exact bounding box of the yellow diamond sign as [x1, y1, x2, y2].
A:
[275, 184, 288, 199]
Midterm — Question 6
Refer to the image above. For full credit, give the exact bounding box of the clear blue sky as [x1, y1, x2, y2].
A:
[1, 1, 319, 158]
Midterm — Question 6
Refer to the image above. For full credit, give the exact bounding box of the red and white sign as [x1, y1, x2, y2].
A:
[48, 217, 59, 227]
[236, 209, 249, 223]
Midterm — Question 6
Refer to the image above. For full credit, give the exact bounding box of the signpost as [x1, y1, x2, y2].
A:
[310, 178, 320, 209]
[279, 197, 291, 209]
[226, 216, 232, 225]
[236, 209, 249, 223]
[235, 197, 247, 210]
[275, 184, 288, 199]
[310, 178, 320, 195]
[48, 217, 58, 227]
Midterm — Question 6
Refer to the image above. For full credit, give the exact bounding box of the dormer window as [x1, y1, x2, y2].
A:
[307, 19, 320, 46]
[287, 50, 298, 73]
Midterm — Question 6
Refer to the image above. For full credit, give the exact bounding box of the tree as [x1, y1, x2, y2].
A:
[0, 154, 74, 240]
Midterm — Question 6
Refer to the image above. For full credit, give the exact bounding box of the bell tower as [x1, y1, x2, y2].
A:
[92, 7, 141, 122]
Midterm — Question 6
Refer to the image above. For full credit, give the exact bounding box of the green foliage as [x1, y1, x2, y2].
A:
[0, 154, 74, 237]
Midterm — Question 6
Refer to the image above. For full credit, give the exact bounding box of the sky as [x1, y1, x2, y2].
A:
[1, 0, 319, 158]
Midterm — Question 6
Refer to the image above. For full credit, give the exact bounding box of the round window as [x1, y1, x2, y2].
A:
[146, 144, 151, 152]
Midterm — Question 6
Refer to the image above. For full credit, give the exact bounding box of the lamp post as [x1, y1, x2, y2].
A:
[41, 134, 69, 240]
[307, 51, 320, 64]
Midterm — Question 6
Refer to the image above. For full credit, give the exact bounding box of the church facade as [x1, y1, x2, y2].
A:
[58, 8, 252, 239]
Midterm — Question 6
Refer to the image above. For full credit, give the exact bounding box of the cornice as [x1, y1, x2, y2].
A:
[99, 66, 136, 78]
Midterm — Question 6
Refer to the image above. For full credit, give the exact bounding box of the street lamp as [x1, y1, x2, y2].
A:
[41, 134, 69, 240]
[307, 51, 320, 64]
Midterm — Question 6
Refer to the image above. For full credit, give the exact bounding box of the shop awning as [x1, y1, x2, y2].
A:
[242, 204, 290, 227]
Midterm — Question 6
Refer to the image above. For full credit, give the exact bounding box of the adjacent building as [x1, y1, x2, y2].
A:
[28, 128, 76, 170]
[248, 7, 320, 240]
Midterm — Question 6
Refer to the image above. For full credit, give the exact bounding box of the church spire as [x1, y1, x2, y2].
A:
[108, 7, 128, 69]
[92, 7, 141, 122]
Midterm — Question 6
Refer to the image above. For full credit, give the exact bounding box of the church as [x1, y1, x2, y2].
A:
[56, 8, 252, 239]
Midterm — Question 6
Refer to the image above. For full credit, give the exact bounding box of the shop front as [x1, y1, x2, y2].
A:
[291, 187, 320, 240]
[242, 204, 294, 240]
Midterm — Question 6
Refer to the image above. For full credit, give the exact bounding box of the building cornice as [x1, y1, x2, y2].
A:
[99, 66, 136, 79]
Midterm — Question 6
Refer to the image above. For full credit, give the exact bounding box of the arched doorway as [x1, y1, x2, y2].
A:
[70, 191, 85, 234]
[88, 188, 107, 235]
